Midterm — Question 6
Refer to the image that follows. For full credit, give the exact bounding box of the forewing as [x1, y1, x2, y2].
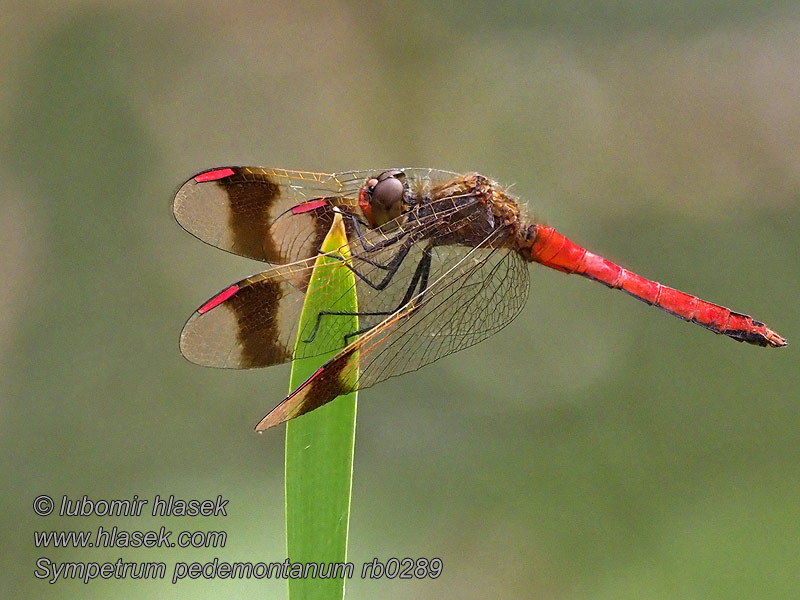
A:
[173, 167, 360, 263]
[173, 167, 462, 264]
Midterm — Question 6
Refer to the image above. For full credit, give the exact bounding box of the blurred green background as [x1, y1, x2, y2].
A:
[3, 1, 798, 598]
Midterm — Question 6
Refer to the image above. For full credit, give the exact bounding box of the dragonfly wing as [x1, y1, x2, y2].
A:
[173, 167, 462, 264]
[181, 171, 491, 370]
[256, 230, 529, 429]
[180, 226, 473, 369]
[181, 266, 299, 369]
[179, 234, 447, 369]
[173, 167, 362, 263]
[179, 259, 351, 369]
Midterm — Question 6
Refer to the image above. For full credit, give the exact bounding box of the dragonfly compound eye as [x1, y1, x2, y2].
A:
[368, 172, 406, 225]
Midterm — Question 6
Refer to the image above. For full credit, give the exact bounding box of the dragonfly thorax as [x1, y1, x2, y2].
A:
[423, 173, 524, 248]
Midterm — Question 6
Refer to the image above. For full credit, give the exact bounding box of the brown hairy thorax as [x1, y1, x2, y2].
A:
[412, 172, 526, 248]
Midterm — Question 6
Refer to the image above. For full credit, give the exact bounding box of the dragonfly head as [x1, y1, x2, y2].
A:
[359, 169, 407, 227]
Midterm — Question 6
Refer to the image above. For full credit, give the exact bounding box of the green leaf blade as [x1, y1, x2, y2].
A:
[285, 212, 358, 600]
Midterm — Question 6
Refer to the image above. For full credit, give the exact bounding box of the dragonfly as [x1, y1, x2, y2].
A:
[174, 167, 786, 431]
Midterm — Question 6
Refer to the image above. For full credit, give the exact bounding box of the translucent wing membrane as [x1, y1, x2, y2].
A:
[177, 166, 531, 429]
[173, 167, 355, 264]
[256, 229, 530, 429]
[178, 168, 498, 370]
[179, 262, 311, 369]
[173, 166, 458, 264]
[356, 237, 529, 385]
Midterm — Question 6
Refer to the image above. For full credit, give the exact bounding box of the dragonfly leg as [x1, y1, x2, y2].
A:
[330, 240, 414, 291]
[314, 214, 410, 271]
[347, 213, 410, 254]
[302, 246, 433, 344]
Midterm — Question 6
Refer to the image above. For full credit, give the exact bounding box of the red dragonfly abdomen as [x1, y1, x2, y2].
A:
[521, 225, 786, 347]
